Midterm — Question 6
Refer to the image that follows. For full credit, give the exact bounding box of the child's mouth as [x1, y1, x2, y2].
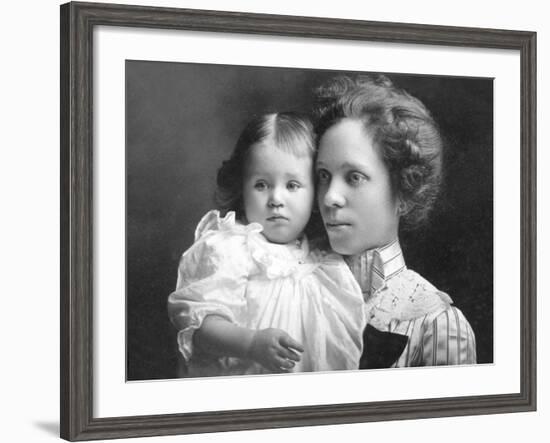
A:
[267, 215, 289, 222]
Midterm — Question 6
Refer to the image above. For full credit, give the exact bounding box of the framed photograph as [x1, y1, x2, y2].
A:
[60, 1, 536, 441]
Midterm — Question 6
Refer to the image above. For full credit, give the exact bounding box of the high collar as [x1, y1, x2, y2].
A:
[345, 239, 406, 300]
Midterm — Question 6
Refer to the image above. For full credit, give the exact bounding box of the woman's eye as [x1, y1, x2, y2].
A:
[347, 171, 367, 186]
[287, 181, 301, 191]
[316, 169, 330, 184]
[254, 181, 268, 190]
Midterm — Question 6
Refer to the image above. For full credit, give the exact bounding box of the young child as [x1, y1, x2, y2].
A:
[168, 112, 365, 377]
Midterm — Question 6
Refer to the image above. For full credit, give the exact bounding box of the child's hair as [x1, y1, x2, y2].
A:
[216, 112, 315, 219]
[314, 74, 444, 230]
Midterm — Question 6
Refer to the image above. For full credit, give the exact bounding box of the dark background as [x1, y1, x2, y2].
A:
[126, 60, 493, 381]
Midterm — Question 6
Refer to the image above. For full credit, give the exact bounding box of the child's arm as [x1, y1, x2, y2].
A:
[194, 315, 304, 372]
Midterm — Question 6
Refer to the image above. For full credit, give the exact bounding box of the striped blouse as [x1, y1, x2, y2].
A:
[346, 240, 477, 368]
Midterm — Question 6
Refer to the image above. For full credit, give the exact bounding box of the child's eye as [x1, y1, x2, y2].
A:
[316, 169, 331, 184]
[347, 171, 367, 186]
[287, 181, 301, 191]
[254, 181, 268, 191]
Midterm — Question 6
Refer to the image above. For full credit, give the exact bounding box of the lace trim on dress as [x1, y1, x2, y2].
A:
[365, 270, 453, 330]
[348, 241, 453, 329]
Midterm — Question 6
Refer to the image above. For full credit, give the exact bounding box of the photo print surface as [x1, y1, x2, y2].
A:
[126, 60, 493, 381]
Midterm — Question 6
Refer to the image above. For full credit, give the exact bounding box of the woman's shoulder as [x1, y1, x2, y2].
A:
[379, 269, 475, 332]
[388, 269, 453, 301]
[373, 269, 454, 323]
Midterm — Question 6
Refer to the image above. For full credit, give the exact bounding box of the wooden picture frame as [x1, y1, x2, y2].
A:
[60, 1, 536, 440]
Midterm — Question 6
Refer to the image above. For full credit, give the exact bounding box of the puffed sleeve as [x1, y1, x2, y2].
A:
[167, 211, 256, 361]
[421, 306, 477, 366]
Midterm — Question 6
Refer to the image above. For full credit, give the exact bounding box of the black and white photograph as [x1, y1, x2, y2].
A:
[126, 61, 493, 381]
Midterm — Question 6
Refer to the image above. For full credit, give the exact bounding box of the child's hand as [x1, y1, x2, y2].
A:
[247, 328, 304, 373]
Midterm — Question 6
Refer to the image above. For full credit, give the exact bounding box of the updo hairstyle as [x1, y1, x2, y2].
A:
[314, 74, 444, 230]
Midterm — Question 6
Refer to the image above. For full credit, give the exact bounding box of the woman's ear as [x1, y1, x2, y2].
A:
[396, 197, 408, 216]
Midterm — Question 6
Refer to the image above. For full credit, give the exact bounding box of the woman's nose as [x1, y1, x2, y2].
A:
[322, 182, 345, 208]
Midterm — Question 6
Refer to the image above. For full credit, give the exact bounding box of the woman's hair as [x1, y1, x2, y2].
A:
[314, 74, 444, 230]
[216, 112, 315, 219]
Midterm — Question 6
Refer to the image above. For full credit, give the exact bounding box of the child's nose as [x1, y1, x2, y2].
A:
[268, 187, 284, 207]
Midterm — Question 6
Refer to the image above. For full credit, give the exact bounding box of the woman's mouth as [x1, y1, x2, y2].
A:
[325, 221, 351, 230]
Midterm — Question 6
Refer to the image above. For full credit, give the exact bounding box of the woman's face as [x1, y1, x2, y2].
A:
[316, 119, 400, 255]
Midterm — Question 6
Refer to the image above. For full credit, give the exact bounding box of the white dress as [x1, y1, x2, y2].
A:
[168, 210, 365, 377]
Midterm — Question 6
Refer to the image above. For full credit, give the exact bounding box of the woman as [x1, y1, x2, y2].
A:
[313, 74, 477, 368]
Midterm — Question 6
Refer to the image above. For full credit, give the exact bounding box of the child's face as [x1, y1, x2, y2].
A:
[316, 118, 400, 255]
[243, 142, 314, 244]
